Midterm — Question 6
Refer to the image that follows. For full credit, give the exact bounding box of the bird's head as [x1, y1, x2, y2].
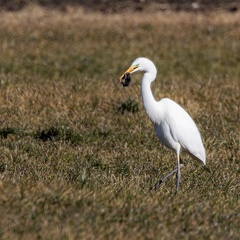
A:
[118, 58, 156, 87]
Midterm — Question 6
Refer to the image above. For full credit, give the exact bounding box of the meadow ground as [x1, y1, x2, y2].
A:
[0, 5, 239, 240]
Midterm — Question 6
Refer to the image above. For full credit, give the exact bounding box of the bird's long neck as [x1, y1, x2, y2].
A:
[141, 73, 160, 124]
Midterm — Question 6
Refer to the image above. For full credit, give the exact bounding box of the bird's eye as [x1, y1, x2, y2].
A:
[134, 64, 139, 69]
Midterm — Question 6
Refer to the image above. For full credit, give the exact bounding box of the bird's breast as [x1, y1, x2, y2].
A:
[154, 122, 178, 152]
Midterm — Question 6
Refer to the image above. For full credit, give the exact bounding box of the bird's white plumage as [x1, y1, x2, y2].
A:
[119, 57, 206, 190]
[155, 98, 206, 164]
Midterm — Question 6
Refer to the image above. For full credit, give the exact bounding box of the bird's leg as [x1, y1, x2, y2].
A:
[150, 158, 184, 191]
[176, 154, 181, 191]
[150, 167, 178, 191]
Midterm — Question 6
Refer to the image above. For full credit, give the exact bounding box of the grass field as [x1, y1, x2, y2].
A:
[0, 5, 239, 239]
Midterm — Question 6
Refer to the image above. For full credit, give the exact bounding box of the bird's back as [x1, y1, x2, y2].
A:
[155, 98, 206, 164]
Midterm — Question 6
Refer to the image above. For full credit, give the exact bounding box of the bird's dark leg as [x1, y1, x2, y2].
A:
[176, 155, 182, 191]
[176, 168, 181, 190]
[150, 168, 178, 191]
[150, 158, 184, 191]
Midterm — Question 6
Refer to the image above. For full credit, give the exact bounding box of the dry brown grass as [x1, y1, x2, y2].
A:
[0, 5, 239, 240]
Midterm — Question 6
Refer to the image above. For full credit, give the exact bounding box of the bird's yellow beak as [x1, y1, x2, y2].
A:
[118, 65, 136, 81]
[119, 64, 139, 87]
[119, 66, 135, 87]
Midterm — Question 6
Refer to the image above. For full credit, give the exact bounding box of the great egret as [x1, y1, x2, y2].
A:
[119, 57, 206, 190]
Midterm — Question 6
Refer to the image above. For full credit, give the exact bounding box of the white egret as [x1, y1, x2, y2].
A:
[119, 57, 206, 190]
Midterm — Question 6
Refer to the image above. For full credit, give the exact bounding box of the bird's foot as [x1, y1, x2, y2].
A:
[150, 166, 182, 191]
[150, 179, 163, 191]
